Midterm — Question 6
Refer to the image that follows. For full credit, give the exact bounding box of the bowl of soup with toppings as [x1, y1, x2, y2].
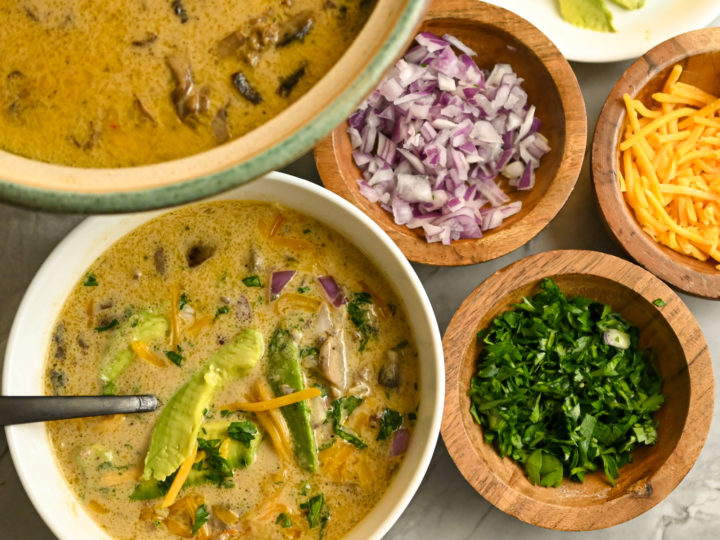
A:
[0, 0, 428, 212]
[3, 172, 443, 539]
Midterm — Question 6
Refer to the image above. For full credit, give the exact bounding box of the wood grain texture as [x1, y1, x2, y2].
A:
[314, 0, 586, 266]
[441, 250, 714, 530]
[592, 27, 720, 299]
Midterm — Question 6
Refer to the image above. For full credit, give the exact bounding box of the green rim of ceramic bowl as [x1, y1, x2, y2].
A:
[0, 2, 427, 213]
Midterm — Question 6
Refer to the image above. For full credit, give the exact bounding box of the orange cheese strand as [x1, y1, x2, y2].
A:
[223, 387, 321, 412]
[619, 63, 720, 269]
[161, 441, 198, 508]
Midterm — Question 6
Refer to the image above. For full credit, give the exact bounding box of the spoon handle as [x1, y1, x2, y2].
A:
[0, 395, 159, 425]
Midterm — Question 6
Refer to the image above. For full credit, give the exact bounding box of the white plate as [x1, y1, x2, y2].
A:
[484, 0, 720, 63]
[2, 172, 444, 540]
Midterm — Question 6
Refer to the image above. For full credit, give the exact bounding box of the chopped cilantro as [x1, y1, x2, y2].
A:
[220, 409, 232, 418]
[469, 278, 664, 487]
[276, 512, 293, 528]
[215, 305, 230, 319]
[300, 494, 329, 531]
[302, 228, 311, 234]
[653, 298, 666, 307]
[228, 421, 258, 448]
[300, 346, 319, 358]
[395, 340, 409, 350]
[297, 286, 310, 294]
[326, 396, 367, 449]
[191, 505, 209, 535]
[242, 275, 262, 287]
[179, 292, 189, 310]
[83, 274, 98, 287]
[347, 292, 378, 351]
[164, 346, 183, 367]
[408, 412, 417, 422]
[196, 438, 233, 486]
[94, 319, 119, 332]
[377, 408, 403, 441]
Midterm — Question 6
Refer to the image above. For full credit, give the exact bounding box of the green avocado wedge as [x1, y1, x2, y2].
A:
[140, 329, 264, 482]
[99, 310, 168, 394]
[267, 326, 318, 473]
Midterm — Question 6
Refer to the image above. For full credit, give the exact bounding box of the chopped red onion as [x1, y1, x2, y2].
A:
[270, 271, 296, 297]
[317, 275, 346, 307]
[390, 428, 410, 456]
[348, 32, 550, 244]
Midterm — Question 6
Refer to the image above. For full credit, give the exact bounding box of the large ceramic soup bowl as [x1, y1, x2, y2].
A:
[0, 1, 427, 213]
[3, 172, 444, 540]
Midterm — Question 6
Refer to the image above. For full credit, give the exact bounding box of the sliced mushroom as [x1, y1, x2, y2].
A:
[50, 369, 67, 395]
[211, 104, 231, 144]
[277, 11, 314, 47]
[319, 332, 347, 396]
[378, 349, 401, 388]
[52, 324, 66, 360]
[166, 55, 210, 121]
[277, 64, 306, 98]
[248, 244, 263, 272]
[153, 247, 166, 276]
[231, 71, 262, 105]
[186, 243, 216, 267]
[314, 302, 333, 335]
[308, 395, 328, 428]
[235, 295, 252, 326]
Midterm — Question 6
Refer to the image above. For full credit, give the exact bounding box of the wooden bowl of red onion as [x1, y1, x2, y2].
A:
[315, 0, 586, 266]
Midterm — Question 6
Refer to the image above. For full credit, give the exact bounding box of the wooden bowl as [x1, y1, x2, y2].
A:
[314, 0, 586, 266]
[593, 28, 720, 299]
[0, 1, 428, 213]
[441, 250, 714, 530]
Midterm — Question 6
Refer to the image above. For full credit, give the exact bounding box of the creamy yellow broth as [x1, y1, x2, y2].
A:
[0, 1, 373, 168]
[45, 201, 419, 539]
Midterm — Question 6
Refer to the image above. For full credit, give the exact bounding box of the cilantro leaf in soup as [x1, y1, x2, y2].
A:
[242, 275, 262, 287]
[377, 408, 403, 441]
[165, 346, 184, 366]
[227, 421, 258, 448]
[347, 292, 378, 351]
[468, 278, 663, 486]
[276, 512, 292, 528]
[214, 305, 230, 319]
[326, 396, 367, 449]
[653, 298, 666, 307]
[94, 319, 119, 332]
[179, 292, 189, 310]
[300, 493, 329, 530]
[191, 504, 209, 535]
[83, 274, 99, 287]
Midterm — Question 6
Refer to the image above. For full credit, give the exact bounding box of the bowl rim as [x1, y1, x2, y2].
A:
[441, 249, 714, 530]
[592, 26, 720, 299]
[314, 0, 587, 266]
[2, 171, 445, 540]
[0, 1, 429, 213]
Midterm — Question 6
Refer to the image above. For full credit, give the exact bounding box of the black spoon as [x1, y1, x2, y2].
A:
[0, 395, 159, 426]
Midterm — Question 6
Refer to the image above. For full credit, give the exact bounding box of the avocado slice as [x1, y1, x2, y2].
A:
[267, 326, 318, 473]
[99, 309, 169, 393]
[131, 419, 262, 499]
[140, 328, 264, 482]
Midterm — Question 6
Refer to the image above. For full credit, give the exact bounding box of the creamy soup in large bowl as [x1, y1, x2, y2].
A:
[44, 199, 420, 539]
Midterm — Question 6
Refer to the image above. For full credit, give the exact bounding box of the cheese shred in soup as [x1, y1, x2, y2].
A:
[0, 1, 374, 168]
[45, 201, 420, 539]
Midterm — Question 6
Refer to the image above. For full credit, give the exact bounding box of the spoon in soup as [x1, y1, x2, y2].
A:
[0, 395, 158, 426]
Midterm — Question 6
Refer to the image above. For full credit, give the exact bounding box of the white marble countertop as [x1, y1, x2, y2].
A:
[1, 34, 719, 540]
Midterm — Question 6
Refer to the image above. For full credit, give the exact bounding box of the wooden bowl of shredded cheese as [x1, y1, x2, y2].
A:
[593, 27, 720, 299]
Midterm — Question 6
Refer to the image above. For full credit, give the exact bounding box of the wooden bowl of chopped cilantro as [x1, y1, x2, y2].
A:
[441, 249, 714, 530]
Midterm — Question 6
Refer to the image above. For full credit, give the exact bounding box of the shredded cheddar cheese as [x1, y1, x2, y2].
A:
[223, 387, 321, 412]
[161, 441, 198, 508]
[619, 64, 720, 268]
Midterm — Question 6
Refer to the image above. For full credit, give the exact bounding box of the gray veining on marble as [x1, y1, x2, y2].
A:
[1, 27, 719, 540]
